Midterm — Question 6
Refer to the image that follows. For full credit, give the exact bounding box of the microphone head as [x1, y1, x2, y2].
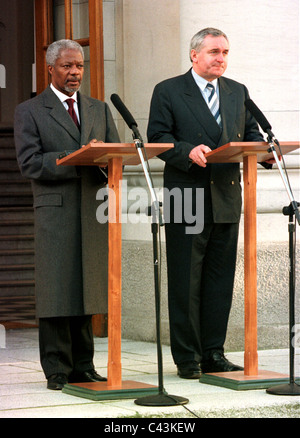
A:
[110, 93, 137, 128]
[110, 93, 121, 106]
[245, 99, 272, 132]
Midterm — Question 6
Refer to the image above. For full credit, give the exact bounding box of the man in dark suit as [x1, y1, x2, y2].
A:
[147, 28, 274, 379]
[14, 40, 120, 389]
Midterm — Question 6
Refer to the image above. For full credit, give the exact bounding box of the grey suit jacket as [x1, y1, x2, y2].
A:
[147, 69, 265, 223]
[14, 86, 120, 318]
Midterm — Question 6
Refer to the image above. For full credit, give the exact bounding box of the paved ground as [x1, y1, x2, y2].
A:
[0, 328, 299, 420]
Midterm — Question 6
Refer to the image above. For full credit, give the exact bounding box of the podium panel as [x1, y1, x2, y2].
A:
[201, 141, 299, 390]
[57, 142, 173, 400]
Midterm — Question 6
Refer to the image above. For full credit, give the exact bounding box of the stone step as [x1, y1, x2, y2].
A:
[0, 165, 21, 177]
[0, 172, 24, 182]
[0, 151, 17, 161]
[0, 248, 34, 264]
[0, 129, 36, 298]
[0, 248, 34, 255]
[0, 219, 34, 234]
[0, 263, 34, 271]
[0, 137, 15, 149]
[0, 206, 33, 221]
[0, 264, 35, 281]
[0, 234, 34, 250]
[0, 160, 20, 172]
[0, 180, 32, 193]
[0, 192, 33, 206]
[0, 280, 35, 297]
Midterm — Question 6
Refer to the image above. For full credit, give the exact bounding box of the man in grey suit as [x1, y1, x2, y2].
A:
[14, 40, 120, 389]
[147, 28, 274, 379]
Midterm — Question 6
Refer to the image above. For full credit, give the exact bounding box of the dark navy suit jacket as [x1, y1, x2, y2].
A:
[147, 69, 265, 224]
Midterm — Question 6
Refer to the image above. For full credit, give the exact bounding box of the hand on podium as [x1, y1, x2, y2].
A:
[189, 144, 212, 167]
[81, 138, 103, 148]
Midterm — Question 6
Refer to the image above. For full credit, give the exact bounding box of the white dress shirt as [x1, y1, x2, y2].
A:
[191, 68, 220, 105]
[50, 83, 80, 123]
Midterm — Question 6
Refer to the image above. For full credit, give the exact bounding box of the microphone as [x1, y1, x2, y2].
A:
[111, 94, 163, 224]
[245, 99, 276, 141]
[110, 93, 141, 139]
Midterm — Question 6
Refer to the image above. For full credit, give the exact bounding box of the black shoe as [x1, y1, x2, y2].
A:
[201, 351, 244, 373]
[68, 369, 107, 383]
[47, 373, 68, 390]
[177, 361, 201, 379]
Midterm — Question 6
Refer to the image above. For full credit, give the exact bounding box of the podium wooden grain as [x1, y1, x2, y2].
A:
[56, 142, 173, 400]
[201, 141, 300, 389]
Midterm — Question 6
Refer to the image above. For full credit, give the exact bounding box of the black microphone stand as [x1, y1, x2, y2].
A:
[131, 128, 188, 406]
[265, 135, 300, 396]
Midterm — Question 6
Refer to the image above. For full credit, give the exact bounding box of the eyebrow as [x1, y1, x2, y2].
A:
[208, 48, 229, 53]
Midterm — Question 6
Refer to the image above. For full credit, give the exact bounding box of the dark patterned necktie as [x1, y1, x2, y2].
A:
[206, 83, 221, 126]
[65, 98, 80, 128]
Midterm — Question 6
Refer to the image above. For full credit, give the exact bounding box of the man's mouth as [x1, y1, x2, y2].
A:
[64, 78, 81, 94]
[67, 78, 80, 86]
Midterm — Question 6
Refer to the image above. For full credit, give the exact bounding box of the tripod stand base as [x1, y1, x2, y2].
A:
[266, 382, 300, 396]
[135, 391, 189, 406]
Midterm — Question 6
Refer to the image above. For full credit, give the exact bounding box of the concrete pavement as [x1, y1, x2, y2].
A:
[0, 328, 299, 419]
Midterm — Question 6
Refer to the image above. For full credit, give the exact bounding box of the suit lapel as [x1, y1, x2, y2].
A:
[43, 87, 81, 144]
[218, 77, 237, 147]
[78, 93, 95, 145]
[182, 70, 222, 146]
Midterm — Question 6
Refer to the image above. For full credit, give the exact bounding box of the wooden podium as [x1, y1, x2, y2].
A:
[56, 141, 173, 400]
[200, 141, 300, 390]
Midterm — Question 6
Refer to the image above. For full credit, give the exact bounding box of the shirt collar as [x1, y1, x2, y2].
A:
[50, 83, 78, 103]
[191, 68, 219, 91]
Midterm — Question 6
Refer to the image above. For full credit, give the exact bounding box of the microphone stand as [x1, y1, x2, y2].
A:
[131, 128, 188, 406]
[265, 135, 300, 396]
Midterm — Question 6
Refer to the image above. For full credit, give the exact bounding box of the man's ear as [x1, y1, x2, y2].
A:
[190, 49, 197, 62]
[47, 65, 53, 76]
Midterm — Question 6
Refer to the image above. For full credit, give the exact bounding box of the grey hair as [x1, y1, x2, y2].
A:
[46, 39, 84, 66]
[189, 28, 229, 61]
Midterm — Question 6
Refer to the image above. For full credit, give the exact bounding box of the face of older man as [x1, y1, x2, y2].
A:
[48, 48, 84, 96]
[191, 35, 229, 82]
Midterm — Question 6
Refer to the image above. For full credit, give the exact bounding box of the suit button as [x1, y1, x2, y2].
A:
[231, 181, 235, 185]
[237, 133, 241, 138]
[211, 181, 214, 184]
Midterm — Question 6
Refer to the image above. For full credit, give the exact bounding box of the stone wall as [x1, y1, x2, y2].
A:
[114, 0, 299, 351]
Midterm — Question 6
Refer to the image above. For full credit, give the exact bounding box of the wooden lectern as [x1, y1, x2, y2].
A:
[201, 141, 300, 390]
[56, 141, 173, 400]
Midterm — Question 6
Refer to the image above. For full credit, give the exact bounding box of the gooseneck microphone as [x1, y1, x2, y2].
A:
[245, 99, 276, 141]
[110, 94, 163, 226]
[110, 93, 141, 140]
[110, 93, 137, 128]
[245, 98, 299, 224]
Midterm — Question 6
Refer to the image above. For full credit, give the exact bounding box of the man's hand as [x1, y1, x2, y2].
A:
[189, 144, 212, 167]
[264, 155, 281, 165]
[81, 138, 102, 148]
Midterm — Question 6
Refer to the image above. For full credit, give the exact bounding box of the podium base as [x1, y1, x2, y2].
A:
[200, 370, 298, 391]
[62, 380, 158, 401]
[135, 391, 189, 406]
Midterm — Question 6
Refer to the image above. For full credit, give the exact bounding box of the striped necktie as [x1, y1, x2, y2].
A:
[206, 83, 221, 126]
[65, 98, 80, 129]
